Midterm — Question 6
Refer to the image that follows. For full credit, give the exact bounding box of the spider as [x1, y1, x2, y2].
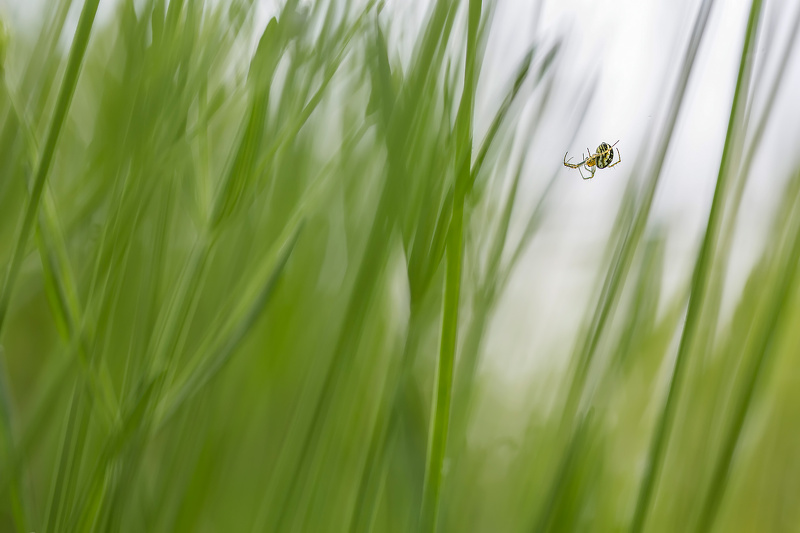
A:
[564, 140, 622, 180]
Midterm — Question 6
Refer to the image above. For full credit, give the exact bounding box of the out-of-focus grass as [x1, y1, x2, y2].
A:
[0, 0, 799, 532]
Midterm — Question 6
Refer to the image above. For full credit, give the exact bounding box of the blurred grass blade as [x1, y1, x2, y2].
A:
[159, 221, 305, 423]
[630, 1, 763, 531]
[502, 75, 597, 285]
[0, 0, 100, 334]
[694, 172, 800, 533]
[566, 0, 718, 428]
[701, 0, 800, 359]
[1, 1, 799, 531]
[420, 2, 481, 531]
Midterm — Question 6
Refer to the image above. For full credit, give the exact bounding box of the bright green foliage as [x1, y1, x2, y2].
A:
[0, 1, 799, 532]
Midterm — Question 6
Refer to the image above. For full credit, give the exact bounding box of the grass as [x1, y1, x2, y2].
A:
[629, 1, 763, 531]
[1, 0, 800, 532]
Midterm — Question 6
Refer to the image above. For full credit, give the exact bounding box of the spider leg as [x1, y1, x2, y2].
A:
[564, 152, 587, 169]
[606, 147, 622, 168]
[581, 163, 595, 180]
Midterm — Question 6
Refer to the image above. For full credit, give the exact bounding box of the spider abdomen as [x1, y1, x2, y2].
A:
[595, 142, 614, 168]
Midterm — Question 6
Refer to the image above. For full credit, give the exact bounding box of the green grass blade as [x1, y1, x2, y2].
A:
[158, 221, 305, 424]
[693, 170, 800, 532]
[419, 2, 481, 531]
[0, 0, 100, 335]
[629, 1, 764, 530]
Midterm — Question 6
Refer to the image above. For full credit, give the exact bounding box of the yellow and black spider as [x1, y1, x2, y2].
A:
[564, 141, 621, 180]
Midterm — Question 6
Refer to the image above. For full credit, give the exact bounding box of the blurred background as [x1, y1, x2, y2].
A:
[1, 0, 799, 531]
